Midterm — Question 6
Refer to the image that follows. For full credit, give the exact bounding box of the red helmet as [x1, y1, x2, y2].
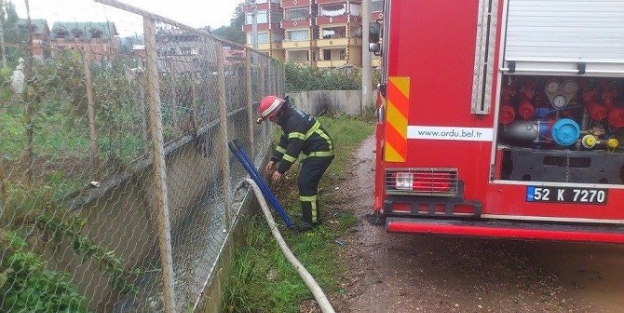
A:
[257, 95, 285, 123]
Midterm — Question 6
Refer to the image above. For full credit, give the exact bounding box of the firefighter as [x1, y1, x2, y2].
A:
[257, 95, 334, 232]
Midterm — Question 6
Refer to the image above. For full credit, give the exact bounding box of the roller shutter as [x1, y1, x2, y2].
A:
[502, 0, 624, 77]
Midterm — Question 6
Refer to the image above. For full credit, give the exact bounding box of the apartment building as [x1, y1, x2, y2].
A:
[49, 22, 119, 58]
[243, 0, 368, 69]
[314, 0, 362, 68]
[281, 0, 318, 67]
[242, 0, 285, 60]
[370, 0, 383, 68]
[15, 19, 51, 61]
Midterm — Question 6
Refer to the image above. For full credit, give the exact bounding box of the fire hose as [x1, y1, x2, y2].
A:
[228, 140, 336, 313]
[228, 139, 294, 229]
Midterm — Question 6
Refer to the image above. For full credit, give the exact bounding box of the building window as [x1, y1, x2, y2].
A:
[90, 28, 103, 39]
[71, 28, 84, 39]
[248, 32, 270, 45]
[270, 11, 283, 23]
[257, 33, 269, 43]
[322, 27, 346, 39]
[287, 30, 309, 41]
[54, 28, 69, 39]
[371, 0, 384, 12]
[246, 11, 268, 24]
[272, 33, 283, 42]
[285, 8, 308, 21]
[323, 49, 331, 60]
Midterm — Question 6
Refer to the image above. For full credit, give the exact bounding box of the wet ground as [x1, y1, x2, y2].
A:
[325, 135, 624, 313]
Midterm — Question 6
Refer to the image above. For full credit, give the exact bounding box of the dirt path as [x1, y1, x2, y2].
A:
[329, 135, 624, 313]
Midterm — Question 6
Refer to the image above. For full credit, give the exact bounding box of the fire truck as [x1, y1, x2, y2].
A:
[368, 0, 624, 243]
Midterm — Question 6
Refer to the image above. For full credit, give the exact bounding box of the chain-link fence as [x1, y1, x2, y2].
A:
[0, 1, 283, 312]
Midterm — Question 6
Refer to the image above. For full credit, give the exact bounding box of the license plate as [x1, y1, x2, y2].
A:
[526, 186, 608, 205]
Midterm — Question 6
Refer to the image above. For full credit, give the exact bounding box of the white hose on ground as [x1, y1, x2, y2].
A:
[245, 178, 336, 313]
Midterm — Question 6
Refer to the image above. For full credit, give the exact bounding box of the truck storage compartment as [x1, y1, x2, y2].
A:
[495, 75, 624, 184]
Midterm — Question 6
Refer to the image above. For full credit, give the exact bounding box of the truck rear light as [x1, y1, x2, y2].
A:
[386, 168, 459, 196]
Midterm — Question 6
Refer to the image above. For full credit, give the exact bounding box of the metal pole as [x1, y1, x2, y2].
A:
[143, 17, 177, 313]
[361, 0, 372, 116]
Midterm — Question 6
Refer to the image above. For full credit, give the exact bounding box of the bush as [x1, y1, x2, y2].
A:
[0, 231, 89, 313]
[285, 63, 361, 92]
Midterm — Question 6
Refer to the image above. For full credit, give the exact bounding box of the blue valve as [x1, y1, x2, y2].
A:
[551, 118, 580, 146]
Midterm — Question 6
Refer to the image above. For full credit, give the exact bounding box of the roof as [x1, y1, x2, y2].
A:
[50, 21, 118, 40]
[16, 19, 50, 35]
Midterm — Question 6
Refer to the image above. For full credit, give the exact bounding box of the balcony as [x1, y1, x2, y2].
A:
[281, 0, 312, 7]
[316, 15, 349, 25]
[257, 42, 283, 51]
[316, 37, 355, 48]
[242, 22, 283, 32]
[371, 11, 384, 22]
[282, 40, 316, 50]
[317, 0, 360, 4]
[281, 18, 312, 29]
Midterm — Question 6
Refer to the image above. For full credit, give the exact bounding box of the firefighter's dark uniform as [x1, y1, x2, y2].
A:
[271, 104, 334, 227]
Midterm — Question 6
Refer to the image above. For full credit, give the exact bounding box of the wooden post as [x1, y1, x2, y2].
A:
[83, 52, 100, 180]
[259, 60, 266, 98]
[190, 76, 199, 135]
[169, 61, 178, 131]
[143, 17, 176, 313]
[137, 70, 149, 158]
[245, 48, 255, 161]
[214, 42, 232, 229]
[0, 159, 5, 212]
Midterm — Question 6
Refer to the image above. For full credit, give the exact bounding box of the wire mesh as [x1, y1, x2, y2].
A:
[0, 2, 282, 312]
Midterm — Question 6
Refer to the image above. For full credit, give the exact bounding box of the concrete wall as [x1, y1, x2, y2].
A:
[287, 90, 366, 116]
[52, 131, 219, 311]
[53, 110, 256, 312]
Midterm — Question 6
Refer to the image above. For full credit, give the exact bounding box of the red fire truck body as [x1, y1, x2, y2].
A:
[371, 0, 624, 243]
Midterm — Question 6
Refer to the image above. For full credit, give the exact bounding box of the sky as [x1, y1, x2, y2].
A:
[12, 0, 243, 36]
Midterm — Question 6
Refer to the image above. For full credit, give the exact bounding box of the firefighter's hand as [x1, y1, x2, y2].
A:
[265, 161, 276, 175]
[271, 171, 283, 184]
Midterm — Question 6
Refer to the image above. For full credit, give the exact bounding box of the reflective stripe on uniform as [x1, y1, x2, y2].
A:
[307, 150, 334, 157]
[300, 194, 318, 223]
[288, 132, 306, 140]
[283, 153, 297, 163]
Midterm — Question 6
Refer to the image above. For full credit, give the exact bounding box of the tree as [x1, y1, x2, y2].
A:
[211, 3, 245, 44]
[1, 0, 20, 67]
[1, 1, 26, 68]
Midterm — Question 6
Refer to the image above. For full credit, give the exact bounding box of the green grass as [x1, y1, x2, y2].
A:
[223, 114, 375, 313]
